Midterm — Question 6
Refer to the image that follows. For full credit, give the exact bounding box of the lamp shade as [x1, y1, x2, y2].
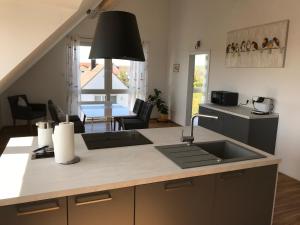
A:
[89, 11, 145, 61]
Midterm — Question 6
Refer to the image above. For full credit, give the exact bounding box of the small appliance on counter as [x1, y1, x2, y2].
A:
[211, 91, 239, 106]
[252, 96, 274, 115]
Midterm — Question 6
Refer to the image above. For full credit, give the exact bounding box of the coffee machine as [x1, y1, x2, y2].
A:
[252, 97, 274, 114]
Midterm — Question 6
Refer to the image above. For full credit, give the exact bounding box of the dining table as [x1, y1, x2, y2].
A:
[80, 103, 136, 131]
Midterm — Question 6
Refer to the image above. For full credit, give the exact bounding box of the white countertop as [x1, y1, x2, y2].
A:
[0, 127, 280, 206]
[201, 103, 279, 119]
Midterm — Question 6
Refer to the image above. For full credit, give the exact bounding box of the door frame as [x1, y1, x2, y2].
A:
[185, 50, 211, 125]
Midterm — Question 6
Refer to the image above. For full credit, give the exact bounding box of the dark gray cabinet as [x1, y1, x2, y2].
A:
[222, 114, 249, 143]
[212, 165, 277, 225]
[135, 175, 215, 225]
[68, 187, 134, 225]
[0, 198, 67, 225]
[199, 106, 278, 154]
[135, 165, 277, 225]
[198, 107, 223, 133]
[0, 167, 277, 225]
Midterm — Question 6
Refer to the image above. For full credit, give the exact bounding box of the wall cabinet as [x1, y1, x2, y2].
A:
[0, 197, 67, 225]
[199, 106, 278, 154]
[68, 187, 134, 225]
[135, 175, 215, 225]
[213, 165, 277, 225]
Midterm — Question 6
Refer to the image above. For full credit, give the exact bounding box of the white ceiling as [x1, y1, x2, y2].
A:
[0, 0, 103, 93]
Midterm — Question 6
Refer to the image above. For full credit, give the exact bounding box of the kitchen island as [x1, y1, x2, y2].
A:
[0, 126, 280, 225]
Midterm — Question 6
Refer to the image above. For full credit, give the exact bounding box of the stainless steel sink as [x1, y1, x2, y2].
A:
[155, 140, 265, 169]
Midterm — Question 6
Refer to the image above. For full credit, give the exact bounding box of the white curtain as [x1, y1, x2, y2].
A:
[66, 36, 80, 115]
[129, 42, 149, 108]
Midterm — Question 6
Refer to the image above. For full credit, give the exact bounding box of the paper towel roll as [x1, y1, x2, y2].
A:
[37, 128, 53, 147]
[52, 122, 75, 164]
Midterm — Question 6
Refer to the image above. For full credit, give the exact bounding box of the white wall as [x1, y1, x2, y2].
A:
[0, 0, 74, 89]
[1, 39, 68, 125]
[0, 104, 2, 129]
[167, 0, 300, 180]
[1, 0, 170, 125]
[0, 0, 103, 94]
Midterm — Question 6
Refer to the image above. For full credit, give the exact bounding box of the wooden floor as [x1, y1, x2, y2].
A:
[273, 173, 300, 225]
[0, 120, 299, 225]
[84, 119, 179, 133]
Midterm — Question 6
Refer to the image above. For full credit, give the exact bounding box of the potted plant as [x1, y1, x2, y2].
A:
[148, 88, 169, 122]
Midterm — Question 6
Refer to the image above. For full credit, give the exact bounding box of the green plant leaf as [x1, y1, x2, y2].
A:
[148, 88, 168, 114]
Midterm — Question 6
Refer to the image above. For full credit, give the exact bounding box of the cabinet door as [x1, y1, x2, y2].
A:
[0, 198, 67, 225]
[222, 114, 249, 143]
[68, 187, 134, 225]
[248, 118, 278, 154]
[198, 107, 222, 133]
[136, 175, 215, 225]
[213, 165, 277, 225]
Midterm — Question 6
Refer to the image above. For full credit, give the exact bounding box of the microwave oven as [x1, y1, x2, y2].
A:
[211, 91, 239, 106]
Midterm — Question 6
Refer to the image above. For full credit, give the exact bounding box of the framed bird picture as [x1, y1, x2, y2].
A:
[225, 20, 289, 68]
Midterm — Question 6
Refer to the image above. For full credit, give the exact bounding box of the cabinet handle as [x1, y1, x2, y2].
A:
[165, 179, 194, 191]
[75, 191, 112, 206]
[220, 170, 245, 180]
[17, 200, 60, 216]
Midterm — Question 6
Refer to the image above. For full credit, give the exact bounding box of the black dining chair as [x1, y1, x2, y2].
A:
[120, 101, 154, 130]
[114, 99, 144, 130]
[48, 100, 85, 133]
[8, 95, 46, 127]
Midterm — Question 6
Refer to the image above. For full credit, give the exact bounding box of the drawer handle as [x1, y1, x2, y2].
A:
[75, 191, 112, 206]
[17, 200, 60, 216]
[220, 170, 245, 180]
[165, 179, 194, 191]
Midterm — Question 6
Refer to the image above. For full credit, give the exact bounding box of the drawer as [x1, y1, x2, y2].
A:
[135, 175, 215, 225]
[198, 106, 222, 133]
[0, 198, 67, 225]
[68, 187, 134, 225]
[222, 114, 249, 143]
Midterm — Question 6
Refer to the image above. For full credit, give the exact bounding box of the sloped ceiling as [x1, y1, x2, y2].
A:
[0, 0, 103, 93]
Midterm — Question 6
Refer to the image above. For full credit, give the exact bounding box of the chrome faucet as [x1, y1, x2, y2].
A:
[181, 113, 218, 146]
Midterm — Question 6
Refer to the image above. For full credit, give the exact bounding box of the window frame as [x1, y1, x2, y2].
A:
[79, 41, 130, 105]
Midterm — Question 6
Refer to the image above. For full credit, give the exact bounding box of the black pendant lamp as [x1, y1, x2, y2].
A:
[89, 11, 145, 61]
